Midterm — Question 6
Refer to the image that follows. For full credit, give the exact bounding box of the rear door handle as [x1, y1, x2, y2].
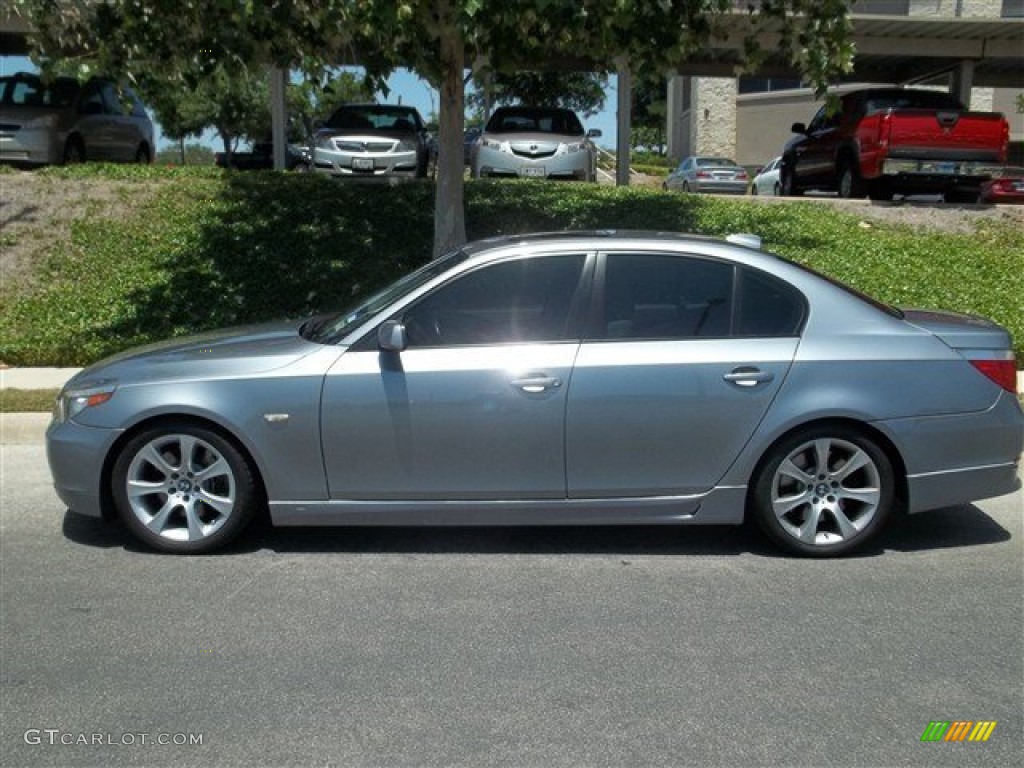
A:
[723, 367, 774, 388]
[511, 375, 562, 394]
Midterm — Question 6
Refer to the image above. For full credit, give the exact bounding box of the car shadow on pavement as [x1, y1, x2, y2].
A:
[61, 502, 1009, 557]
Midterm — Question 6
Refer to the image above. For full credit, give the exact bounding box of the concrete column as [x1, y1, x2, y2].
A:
[689, 78, 738, 159]
[958, 0, 999, 110]
[666, 75, 686, 163]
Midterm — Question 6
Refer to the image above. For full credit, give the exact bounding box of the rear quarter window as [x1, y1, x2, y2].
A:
[735, 268, 806, 337]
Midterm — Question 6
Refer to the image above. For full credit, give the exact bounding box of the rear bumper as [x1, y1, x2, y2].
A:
[880, 159, 1001, 191]
[879, 391, 1024, 513]
[475, 145, 592, 180]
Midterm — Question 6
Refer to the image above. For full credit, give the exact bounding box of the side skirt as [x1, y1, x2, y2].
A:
[269, 487, 748, 527]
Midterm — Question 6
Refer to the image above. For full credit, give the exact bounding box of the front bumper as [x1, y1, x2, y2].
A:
[46, 417, 124, 518]
[475, 145, 591, 180]
[313, 146, 421, 177]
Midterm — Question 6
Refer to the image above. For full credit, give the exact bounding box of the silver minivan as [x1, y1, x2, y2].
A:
[0, 72, 155, 166]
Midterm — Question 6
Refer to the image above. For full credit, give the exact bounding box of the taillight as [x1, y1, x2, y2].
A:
[697, 170, 712, 178]
[970, 359, 1018, 393]
[737, 170, 748, 180]
[878, 111, 892, 150]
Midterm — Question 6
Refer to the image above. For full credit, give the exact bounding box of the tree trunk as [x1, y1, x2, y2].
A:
[219, 131, 234, 168]
[433, 8, 467, 256]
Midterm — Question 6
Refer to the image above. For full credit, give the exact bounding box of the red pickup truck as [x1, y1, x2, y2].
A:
[781, 88, 1009, 201]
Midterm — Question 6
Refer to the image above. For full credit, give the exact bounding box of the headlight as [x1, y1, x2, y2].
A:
[482, 138, 509, 153]
[396, 139, 417, 152]
[54, 381, 117, 424]
[565, 142, 584, 154]
[315, 135, 335, 149]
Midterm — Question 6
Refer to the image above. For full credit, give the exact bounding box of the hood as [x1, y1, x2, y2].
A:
[901, 308, 1014, 352]
[66, 319, 325, 390]
[483, 130, 582, 144]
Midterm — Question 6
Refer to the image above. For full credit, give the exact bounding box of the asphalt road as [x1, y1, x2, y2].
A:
[2, 442, 1021, 768]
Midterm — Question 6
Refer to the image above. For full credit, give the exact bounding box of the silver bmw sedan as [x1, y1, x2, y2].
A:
[47, 232, 1022, 556]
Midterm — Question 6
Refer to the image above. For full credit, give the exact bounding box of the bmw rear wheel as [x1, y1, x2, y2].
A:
[112, 423, 258, 553]
[751, 426, 895, 557]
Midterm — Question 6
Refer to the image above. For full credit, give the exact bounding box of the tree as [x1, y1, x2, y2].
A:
[16, 0, 855, 255]
[145, 65, 269, 166]
[467, 71, 608, 119]
[632, 77, 668, 154]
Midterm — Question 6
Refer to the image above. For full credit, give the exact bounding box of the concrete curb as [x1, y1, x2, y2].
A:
[1, 413, 51, 445]
[0, 368, 81, 389]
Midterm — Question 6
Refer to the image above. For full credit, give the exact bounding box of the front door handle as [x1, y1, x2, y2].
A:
[511, 375, 562, 394]
[723, 367, 774, 388]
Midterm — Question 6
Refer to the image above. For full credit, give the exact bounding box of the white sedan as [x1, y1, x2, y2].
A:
[751, 156, 782, 196]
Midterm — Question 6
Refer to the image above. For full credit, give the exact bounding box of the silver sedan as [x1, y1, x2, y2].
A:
[472, 106, 600, 181]
[47, 232, 1022, 556]
[665, 156, 749, 194]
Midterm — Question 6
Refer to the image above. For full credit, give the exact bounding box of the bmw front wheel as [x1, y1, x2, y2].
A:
[112, 423, 259, 554]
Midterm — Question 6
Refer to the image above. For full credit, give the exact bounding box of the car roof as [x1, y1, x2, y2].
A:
[459, 230, 759, 257]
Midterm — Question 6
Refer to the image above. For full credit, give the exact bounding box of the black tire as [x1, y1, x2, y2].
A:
[749, 425, 896, 557]
[112, 422, 259, 554]
[781, 167, 802, 197]
[135, 143, 151, 164]
[751, 184, 758, 196]
[773, 181, 781, 197]
[682, 181, 691, 193]
[838, 160, 865, 199]
[63, 136, 85, 164]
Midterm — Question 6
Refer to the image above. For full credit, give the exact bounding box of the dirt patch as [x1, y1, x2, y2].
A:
[0, 171, 162, 295]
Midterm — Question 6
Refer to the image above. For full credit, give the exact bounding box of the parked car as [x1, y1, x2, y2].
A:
[781, 88, 1009, 200]
[47, 231, 1022, 558]
[313, 104, 432, 177]
[0, 72, 154, 166]
[977, 171, 1024, 204]
[214, 141, 311, 171]
[664, 156, 749, 194]
[472, 106, 601, 181]
[751, 157, 782, 196]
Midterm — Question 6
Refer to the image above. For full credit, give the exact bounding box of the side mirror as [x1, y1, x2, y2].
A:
[587, 129, 602, 139]
[791, 122, 807, 135]
[377, 320, 407, 352]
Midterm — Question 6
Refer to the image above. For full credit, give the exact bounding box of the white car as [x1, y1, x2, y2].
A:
[751, 156, 783, 196]
[472, 106, 600, 181]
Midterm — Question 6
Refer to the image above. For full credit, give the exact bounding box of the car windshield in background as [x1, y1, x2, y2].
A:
[325, 106, 422, 132]
[485, 108, 584, 136]
[864, 91, 964, 113]
[0, 74, 79, 108]
[307, 249, 469, 344]
[697, 157, 739, 167]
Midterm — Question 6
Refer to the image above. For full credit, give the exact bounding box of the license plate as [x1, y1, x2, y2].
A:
[352, 157, 374, 171]
[521, 166, 545, 178]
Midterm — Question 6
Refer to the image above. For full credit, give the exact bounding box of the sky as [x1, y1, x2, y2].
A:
[2, 56, 620, 150]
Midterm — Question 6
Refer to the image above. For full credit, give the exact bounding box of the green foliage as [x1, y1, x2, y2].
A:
[155, 143, 217, 166]
[1, 168, 1020, 367]
[0, 389, 58, 413]
[467, 72, 608, 117]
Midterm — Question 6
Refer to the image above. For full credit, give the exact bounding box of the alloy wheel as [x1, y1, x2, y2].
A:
[769, 437, 882, 547]
[125, 433, 237, 543]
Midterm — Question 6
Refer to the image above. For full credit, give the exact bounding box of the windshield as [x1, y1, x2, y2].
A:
[485, 108, 584, 136]
[304, 249, 469, 344]
[0, 74, 79, 108]
[325, 105, 423, 132]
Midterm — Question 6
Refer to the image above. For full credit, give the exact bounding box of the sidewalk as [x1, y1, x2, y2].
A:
[0, 367, 81, 389]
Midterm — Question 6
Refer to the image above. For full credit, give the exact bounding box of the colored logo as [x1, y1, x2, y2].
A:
[921, 721, 996, 742]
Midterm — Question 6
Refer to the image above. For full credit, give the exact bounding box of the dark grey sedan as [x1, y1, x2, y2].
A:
[47, 232, 1022, 556]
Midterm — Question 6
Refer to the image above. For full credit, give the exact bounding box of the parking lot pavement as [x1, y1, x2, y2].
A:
[2, 440, 1021, 768]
